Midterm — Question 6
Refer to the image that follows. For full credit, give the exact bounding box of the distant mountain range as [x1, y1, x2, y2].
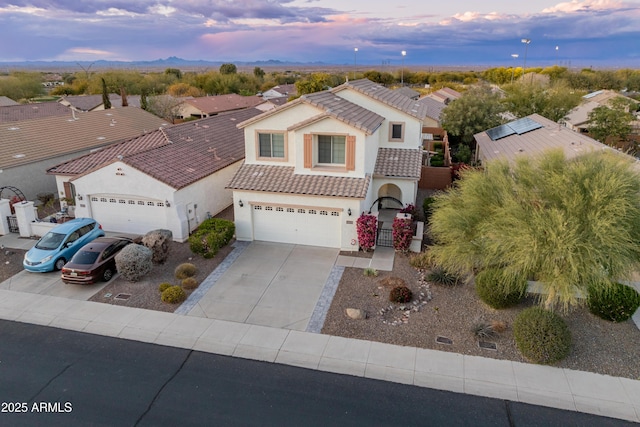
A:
[0, 56, 332, 71]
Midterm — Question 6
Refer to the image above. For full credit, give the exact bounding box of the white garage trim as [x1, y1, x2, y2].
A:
[251, 202, 341, 248]
[89, 194, 167, 235]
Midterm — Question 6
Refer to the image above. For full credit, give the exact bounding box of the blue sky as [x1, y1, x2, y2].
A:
[1, 0, 639, 68]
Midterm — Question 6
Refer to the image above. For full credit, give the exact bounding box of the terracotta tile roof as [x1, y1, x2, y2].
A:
[296, 91, 385, 135]
[394, 87, 420, 99]
[47, 131, 170, 175]
[184, 94, 264, 115]
[374, 148, 423, 179]
[335, 79, 432, 120]
[0, 102, 71, 123]
[227, 163, 371, 199]
[415, 96, 446, 122]
[121, 108, 263, 189]
[1, 108, 168, 170]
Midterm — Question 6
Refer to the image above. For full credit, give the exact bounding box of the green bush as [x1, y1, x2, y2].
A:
[188, 218, 235, 258]
[389, 286, 413, 303]
[161, 285, 186, 304]
[513, 307, 571, 364]
[427, 265, 460, 286]
[158, 282, 172, 293]
[475, 268, 527, 309]
[182, 277, 199, 290]
[175, 262, 198, 280]
[422, 197, 435, 220]
[409, 252, 431, 270]
[432, 142, 443, 151]
[587, 282, 640, 322]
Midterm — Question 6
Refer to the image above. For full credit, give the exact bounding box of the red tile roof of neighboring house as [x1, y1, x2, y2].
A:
[227, 164, 371, 199]
[123, 108, 262, 189]
[1, 108, 169, 170]
[184, 94, 264, 116]
[0, 102, 71, 123]
[374, 148, 423, 179]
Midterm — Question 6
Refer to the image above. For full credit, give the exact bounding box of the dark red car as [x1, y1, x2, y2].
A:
[61, 237, 133, 284]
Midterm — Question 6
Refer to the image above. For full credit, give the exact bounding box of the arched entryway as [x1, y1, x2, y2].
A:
[377, 184, 403, 209]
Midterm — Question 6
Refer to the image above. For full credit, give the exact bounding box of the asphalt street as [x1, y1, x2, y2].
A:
[0, 320, 634, 427]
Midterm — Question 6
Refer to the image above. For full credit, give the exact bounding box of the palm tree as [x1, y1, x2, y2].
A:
[429, 149, 640, 311]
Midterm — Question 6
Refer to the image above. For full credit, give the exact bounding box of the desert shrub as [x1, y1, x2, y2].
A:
[158, 282, 172, 293]
[379, 276, 406, 288]
[188, 218, 234, 258]
[587, 282, 640, 322]
[475, 268, 527, 309]
[161, 285, 186, 304]
[142, 229, 172, 264]
[422, 197, 435, 220]
[472, 322, 498, 339]
[427, 265, 460, 286]
[114, 244, 153, 282]
[389, 286, 413, 303]
[182, 277, 199, 290]
[363, 268, 378, 277]
[175, 262, 198, 280]
[513, 307, 571, 364]
[409, 251, 431, 270]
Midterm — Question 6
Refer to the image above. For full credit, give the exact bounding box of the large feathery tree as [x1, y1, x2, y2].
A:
[429, 149, 640, 311]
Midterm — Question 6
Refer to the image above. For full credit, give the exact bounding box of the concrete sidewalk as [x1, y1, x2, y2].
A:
[0, 288, 637, 423]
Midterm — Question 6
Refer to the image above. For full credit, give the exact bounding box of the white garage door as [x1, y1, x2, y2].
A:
[89, 195, 167, 235]
[252, 204, 341, 248]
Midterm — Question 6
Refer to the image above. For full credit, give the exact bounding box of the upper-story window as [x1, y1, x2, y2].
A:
[389, 122, 405, 142]
[258, 132, 285, 158]
[318, 135, 346, 165]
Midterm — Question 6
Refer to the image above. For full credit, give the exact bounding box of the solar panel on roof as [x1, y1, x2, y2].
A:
[486, 124, 516, 141]
[509, 117, 542, 135]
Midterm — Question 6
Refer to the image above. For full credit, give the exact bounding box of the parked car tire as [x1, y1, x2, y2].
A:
[54, 258, 66, 271]
[102, 268, 113, 282]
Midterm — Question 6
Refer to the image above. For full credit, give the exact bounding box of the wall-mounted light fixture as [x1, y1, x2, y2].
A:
[239, 200, 244, 207]
[347, 208, 352, 216]
[165, 200, 170, 207]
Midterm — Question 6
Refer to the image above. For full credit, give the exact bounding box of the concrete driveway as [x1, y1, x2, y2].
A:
[0, 270, 109, 300]
[183, 242, 339, 331]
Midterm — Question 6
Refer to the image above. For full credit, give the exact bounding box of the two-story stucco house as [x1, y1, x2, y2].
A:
[227, 79, 437, 250]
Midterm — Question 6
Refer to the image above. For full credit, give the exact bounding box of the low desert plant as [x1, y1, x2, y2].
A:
[114, 244, 153, 282]
[188, 218, 235, 259]
[363, 268, 378, 277]
[175, 262, 198, 280]
[490, 320, 507, 333]
[158, 282, 172, 293]
[475, 268, 527, 309]
[182, 277, 199, 290]
[587, 282, 640, 322]
[513, 307, 571, 364]
[379, 276, 406, 288]
[409, 252, 431, 270]
[389, 285, 413, 303]
[426, 265, 460, 286]
[161, 285, 186, 304]
[472, 322, 498, 339]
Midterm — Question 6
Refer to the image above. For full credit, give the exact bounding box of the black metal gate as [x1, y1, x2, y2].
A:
[7, 215, 19, 233]
[376, 227, 393, 247]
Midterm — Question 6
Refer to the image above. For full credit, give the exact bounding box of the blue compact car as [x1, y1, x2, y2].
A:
[23, 218, 105, 272]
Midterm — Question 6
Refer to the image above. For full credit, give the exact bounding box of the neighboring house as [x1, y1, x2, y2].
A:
[58, 93, 132, 112]
[261, 84, 297, 100]
[227, 78, 435, 250]
[254, 96, 288, 112]
[48, 108, 263, 241]
[564, 90, 639, 133]
[177, 94, 264, 119]
[426, 87, 462, 104]
[415, 96, 448, 126]
[0, 96, 19, 107]
[474, 113, 612, 165]
[395, 87, 420, 100]
[0, 108, 168, 200]
[0, 101, 71, 123]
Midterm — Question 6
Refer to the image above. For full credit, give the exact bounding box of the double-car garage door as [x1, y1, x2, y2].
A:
[90, 195, 167, 235]
[252, 204, 341, 248]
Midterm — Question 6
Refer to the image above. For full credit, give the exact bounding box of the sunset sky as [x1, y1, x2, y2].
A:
[1, 0, 639, 68]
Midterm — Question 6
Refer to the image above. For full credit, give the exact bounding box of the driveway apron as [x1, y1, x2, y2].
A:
[185, 242, 339, 331]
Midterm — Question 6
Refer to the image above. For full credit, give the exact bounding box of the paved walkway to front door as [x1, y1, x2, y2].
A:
[182, 242, 339, 331]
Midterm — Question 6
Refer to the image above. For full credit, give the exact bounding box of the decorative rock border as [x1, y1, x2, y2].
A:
[379, 271, 432, 326]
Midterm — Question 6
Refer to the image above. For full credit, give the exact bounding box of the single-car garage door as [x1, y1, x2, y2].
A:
[252, 204, 341, 248]
[89, 195, 167, 235]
